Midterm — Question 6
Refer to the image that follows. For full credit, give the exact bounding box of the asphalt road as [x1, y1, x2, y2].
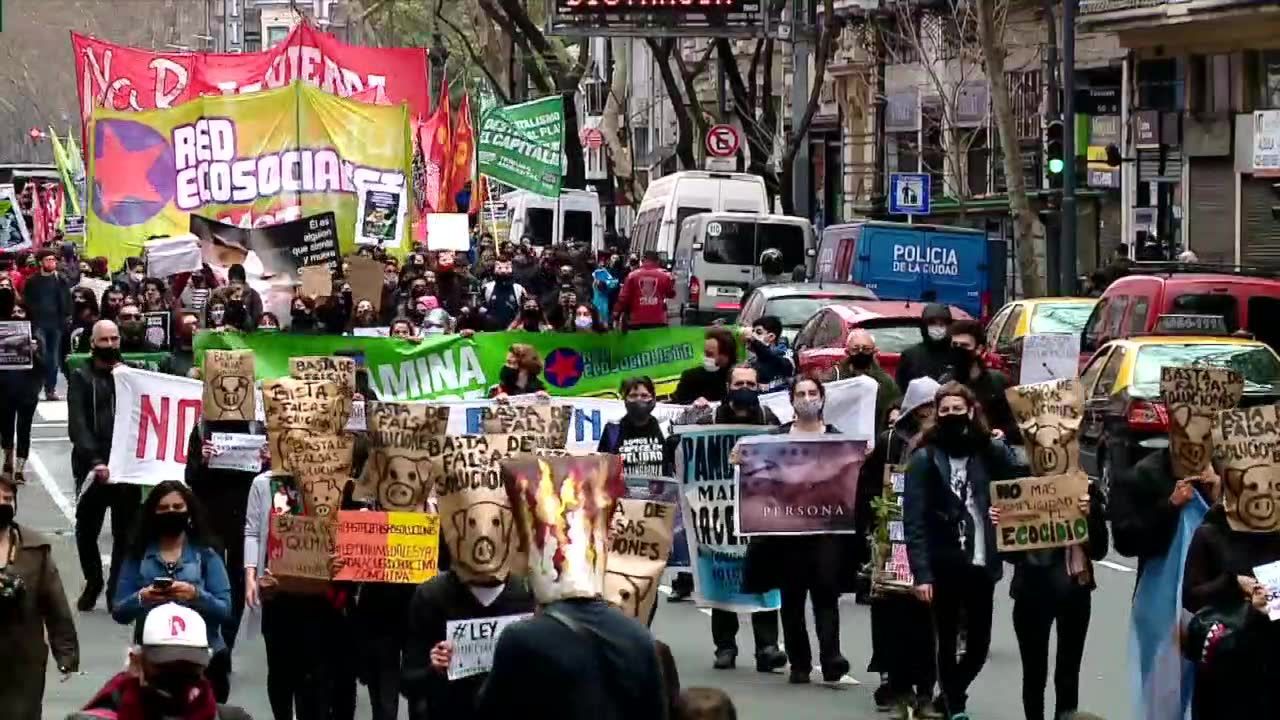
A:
[26, 398, 1136, 720]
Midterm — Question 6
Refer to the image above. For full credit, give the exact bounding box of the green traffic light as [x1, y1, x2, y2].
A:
[1048, 157, 1065, 174]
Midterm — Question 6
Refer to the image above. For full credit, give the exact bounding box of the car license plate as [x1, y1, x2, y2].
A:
[709, 286, 743, 298]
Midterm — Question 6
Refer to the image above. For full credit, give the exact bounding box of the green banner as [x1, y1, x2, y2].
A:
[478, 96, 564, 198]
[194, 328, 703, 400]
[67, 352, 170, 373]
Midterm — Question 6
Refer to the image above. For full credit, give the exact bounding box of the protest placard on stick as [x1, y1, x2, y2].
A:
[605, 498, 676, 620]
[334, 511, 439, 583]
[991, 471, 1090, 551]
[203, 350, 255, 421]
[1161, 366, 1243, 479]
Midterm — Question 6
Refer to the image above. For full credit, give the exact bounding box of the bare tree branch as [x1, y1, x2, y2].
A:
[646, 38, 697, 170]
[435, 0, 511, 104]
[781, 0, 837, 212]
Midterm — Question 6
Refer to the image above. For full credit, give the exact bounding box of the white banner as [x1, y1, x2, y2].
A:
[108, 367, 204, 486]
[445, 613, 533, 680]
[1020, 334, 1081, 385]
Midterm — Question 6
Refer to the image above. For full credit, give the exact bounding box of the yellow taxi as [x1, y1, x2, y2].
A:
[1076, 324, 1280, 496]
[985, 297, 1098, 377]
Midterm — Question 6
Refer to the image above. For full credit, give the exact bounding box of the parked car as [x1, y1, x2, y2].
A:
[792, 300, 971, 380]
[671, 213, 818, 324]
[1079, 265, 1280, 367]
[1077, 332, 1280, 496]
[736, 283, 878, 343]
[986, 297, 1098, 380]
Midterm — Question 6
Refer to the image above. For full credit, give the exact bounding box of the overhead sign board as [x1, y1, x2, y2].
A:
[550, 0, 774, 37]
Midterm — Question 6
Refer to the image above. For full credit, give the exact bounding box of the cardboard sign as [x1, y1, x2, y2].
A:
[444, 613, 533, 680]
[478, 404, 571, 449]
[0, 321, 33, 370]
[262, 377, 347, 474]
[208, 433, 266, 473]
[284, 433, 355, 518]
[289, 355, 356, 420]
[605, 498, 676, 621]
[1006, 378, 1084, 476]
[203, 350, 256, 421]
[267, 514, 335, 587]
[1161, 366, 1244, 478]
[501, 454, 624, 603]
[299, 265, 333, 299]
[871, 465, 914, 594]
[362, 402, 452, 511]
[1019, 334, 1081, 385]
[1213, 406, 1280, 533]
[991, 471, 1090, 551]
[432, 433, 542, 584]
[347, 255, 385, 313]
[735, 435, 867, 536]
[333, 510, 440, 584]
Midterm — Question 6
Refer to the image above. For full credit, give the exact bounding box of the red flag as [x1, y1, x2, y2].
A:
[421, 75, 453, 214]
[447, 94, 475, 214]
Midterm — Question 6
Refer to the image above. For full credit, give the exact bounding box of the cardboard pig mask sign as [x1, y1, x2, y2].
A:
[1006, 378, 1083, 476]
[203, 350, 255, 421]
[431, 433, 543, 583]
[363, 402, 450, 511]
[262, 377, 348, 473]
[501, 454, 624, 603]
[606, 498, 676, 621]
[1213, 405, 1280, 533]
[1161, 366, 1244, 479]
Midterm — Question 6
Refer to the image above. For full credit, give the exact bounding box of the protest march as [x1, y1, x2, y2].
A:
[7, 10, 1280, 720]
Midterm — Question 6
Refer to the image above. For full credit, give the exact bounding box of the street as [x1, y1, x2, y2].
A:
[27, 399, 1134, 720]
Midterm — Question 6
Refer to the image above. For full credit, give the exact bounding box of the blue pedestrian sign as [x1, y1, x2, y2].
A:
[888, 173, 931, 216]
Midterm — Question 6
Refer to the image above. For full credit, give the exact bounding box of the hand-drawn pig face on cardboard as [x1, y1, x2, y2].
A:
[262, 378, 347, 474]
[431, 433, 542, 584]
[362, 402, 451, 512]
[1212, 405, 1280, 533]
[479, 404, 571, 449]
[1006, 378, 1083, 476]
[1160, 366, 1243, 479]
[501, 454, 625, 603]
[605, 498, 676, 622]
[287, 434, 355, 517]
[203, 350, 256, 421]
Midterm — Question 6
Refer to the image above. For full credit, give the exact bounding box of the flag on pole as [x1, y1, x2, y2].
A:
[449, 93, 475, 215]
[48, 128, 83, 216]
[420, 74, 453, 214]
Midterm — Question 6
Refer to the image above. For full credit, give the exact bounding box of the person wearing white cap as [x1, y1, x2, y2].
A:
[69, 603, 253, 719]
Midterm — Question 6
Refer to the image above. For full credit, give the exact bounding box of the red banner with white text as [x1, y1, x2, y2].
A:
[72, 22, 430, 135]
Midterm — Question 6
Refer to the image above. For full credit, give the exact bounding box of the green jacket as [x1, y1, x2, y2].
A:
[836, 357, 903, 438]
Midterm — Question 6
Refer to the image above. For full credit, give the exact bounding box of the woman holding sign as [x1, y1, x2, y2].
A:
[902, 382, 1023, 719]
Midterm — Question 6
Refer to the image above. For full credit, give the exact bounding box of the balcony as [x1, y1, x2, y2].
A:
[1080, 0, 1280, 32]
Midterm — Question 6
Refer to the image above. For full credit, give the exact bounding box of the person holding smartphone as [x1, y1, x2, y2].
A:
[112, 481, 233, 701]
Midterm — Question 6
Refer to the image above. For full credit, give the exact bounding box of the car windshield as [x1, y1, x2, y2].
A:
[766, 295, 866, 328]
[1132, 344, 1280, 396]
[863, 323, 923, 354]
[1030, 302, 1096, 334]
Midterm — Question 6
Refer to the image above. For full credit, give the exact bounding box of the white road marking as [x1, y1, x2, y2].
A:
[37, 401, 69, 423]
[29, 451, 75, 523]
[1097, 560, 1135, 573]
[34, 422, 69, 429]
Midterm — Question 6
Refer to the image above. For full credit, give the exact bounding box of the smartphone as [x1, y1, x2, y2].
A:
[152, 577, 174, 590]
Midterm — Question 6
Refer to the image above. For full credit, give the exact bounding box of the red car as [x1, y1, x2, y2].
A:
[793, 301, 972, 379]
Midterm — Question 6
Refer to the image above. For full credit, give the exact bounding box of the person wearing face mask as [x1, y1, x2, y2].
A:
[71, 603, 252, 720]
[508, 298, 551, 333]
[564, 303, 605, 333]
[856, 377, 942, 715]
[745, 316, 795, 393]
[837, 329, 902, 437]
[112, 256, 146, 296]
[673, 328, 737, 406]
[0, 476, 79, 720]
[940, 319, 1020, 446]
[113, 482, 233, 701]
[69, 320, 142, 612]
[0, 299, 43, 484]
[741, 376, 855, 685]
[481, 258, 527, 330]
[158, 313, 199, 378]
[432, 251, 472, 315]
[288, 296, 318, 334]
[22, 249, 70, 401]
[422, 308, 452, 337]
[67, 287, 100, 355]
[491, 344, 549, 398]
[896, 303, 954, 393]
[117, 303, 157, 353]
[205, 298, 229, 330]
[903, 382, 1024, 719]
[226, 264, 263, 332]
[598, 377, 667, 475]
[349, 299, 380, 330]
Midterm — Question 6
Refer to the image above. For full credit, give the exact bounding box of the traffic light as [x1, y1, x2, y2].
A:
[1045, 119, 1065, 186]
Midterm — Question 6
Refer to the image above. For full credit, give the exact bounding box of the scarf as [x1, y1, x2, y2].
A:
[79, 672, 218, 720]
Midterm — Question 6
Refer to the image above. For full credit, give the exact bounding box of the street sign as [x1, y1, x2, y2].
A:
[580, 127, 604, 149]
[888, 173, 931, 216]
[705, 124, 741, 158]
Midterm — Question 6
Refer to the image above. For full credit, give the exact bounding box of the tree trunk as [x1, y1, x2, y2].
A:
[975, 0, 1045, 298]
[647, 39, 698, 170]
[718, 38, 781, 203]
[600, 40, 635, 206]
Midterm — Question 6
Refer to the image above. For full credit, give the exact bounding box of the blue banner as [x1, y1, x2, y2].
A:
[1129, 495, 1207, 720]
[675, 424, 781, 613]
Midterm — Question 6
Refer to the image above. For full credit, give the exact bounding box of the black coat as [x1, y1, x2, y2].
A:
[894, 336, 952, 393]
[67, 362, 118, 482]
[670, 366, 729, 405]
[941, 367, 1021, 444]
[1004, 481, 1110, 601]
[1109, 449, 1211, 578]
[185, 421, 263, 553]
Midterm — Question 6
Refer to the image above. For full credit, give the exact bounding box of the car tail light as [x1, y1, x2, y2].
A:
[1127, 399, 1168, 432]
[689, 276, 701, 304]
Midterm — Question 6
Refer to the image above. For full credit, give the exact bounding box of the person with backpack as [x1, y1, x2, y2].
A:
[597, 377, 667, 477]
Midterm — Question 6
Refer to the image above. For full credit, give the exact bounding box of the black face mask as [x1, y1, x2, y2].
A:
[935, 414, 973, 456]
[951, 347, 980, 375]
[154, 511, 189, 538]
[224, 301, 247, 328]
[495, 273, 513, 283]
[92, 346, 122, 365]
[522, 308, 540, 320]
[144, 668, 204, 714]
[121, 320, 145, 339]
[499, 366, 521, 388]
[625, 399, 655, 422]
[727, 387, 759, 411]
[848, 352, 874, 370]
[0, 503, 14, 529]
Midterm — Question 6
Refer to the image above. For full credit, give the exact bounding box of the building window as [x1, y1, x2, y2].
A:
[1138, 59, 1184, 111]
[922, 99, 945, 196]
[958, 127, 989, 197]
[266, 25, 290, 47]
[887, 132, 919, 177]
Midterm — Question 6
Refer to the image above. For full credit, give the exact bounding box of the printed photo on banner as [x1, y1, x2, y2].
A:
[991, 471, 1090, 551]
[208, 433, 266, 473]
[444, 613, 533, 680]
[143, 311, 171, 350]
[1006, 377, 1083, 476]
[871, 465, 913, 594]
[0, 321, 34, 370]
[355, 183, 407, 248]
[1212, 405, 1280, 533]
[735, 434, 868, 536]
[108, 367, 203, 486]
[1160, 365, 1243, 479]
[0, 186, 31, 251]
[673, 424, 780, 613]
[333, 510, 439, 584]
[605, 498, 676, 620]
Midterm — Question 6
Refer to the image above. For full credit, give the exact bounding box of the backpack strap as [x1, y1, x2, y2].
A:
[602, 422, 623, 454]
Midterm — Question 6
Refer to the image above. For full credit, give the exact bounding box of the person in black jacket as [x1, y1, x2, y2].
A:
[22, 249, 70, 400]
[672, 327, 736, 406]
[903, 381, 1024, 718]
[993, 480, 1108, 720]
[0, 299, 44, 485]
[227, 264, 263, 332]
[745, 315, 794, 393]
[598, 376, 666, 476]
[896, 303, 954, 393]
[1110, 447, 1215, 579]
[68, 319, 142, 611]
[941, 319, 1020, 445]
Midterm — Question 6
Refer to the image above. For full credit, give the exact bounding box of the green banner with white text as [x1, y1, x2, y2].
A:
[477, 95, 564, 198]
[193, 328, 703, 400]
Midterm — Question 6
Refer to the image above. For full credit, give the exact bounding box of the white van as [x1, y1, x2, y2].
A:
[631, 171, 769, 262]
[503, 189, 604, 250]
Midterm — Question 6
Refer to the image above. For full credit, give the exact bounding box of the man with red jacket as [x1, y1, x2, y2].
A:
[613, 250, 674, 330]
